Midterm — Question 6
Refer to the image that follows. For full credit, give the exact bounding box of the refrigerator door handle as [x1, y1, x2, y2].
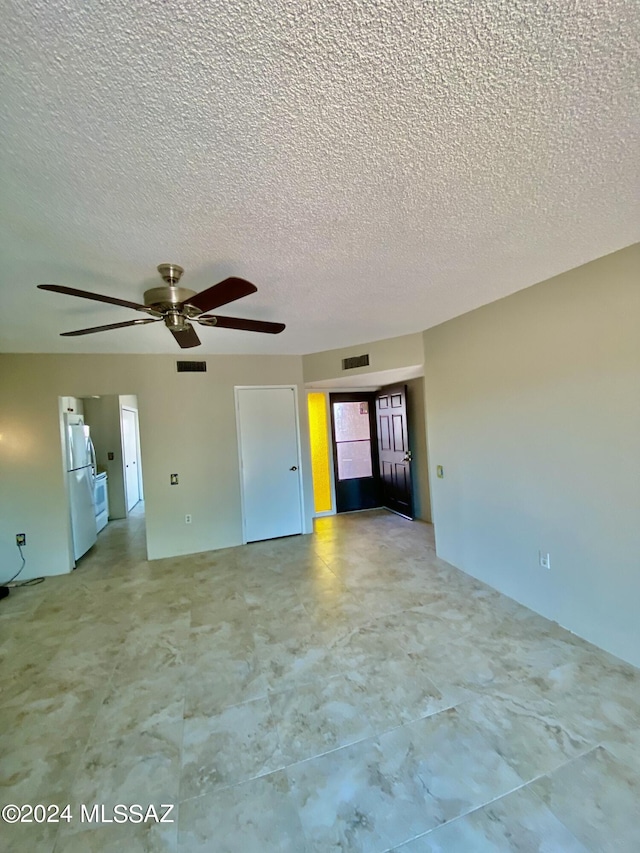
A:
[88, 438, 97, 478]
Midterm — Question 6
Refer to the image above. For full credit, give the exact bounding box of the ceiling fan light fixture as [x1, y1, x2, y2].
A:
[164, 312, 189, 331]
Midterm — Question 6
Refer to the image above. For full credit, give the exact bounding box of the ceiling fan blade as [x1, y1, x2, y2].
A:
[198, 314, 286, 334]
[38, 284, 160, 316]
[169, 323, 201, 348]
[60, 318, 161, 336]
[185, 277, 257, 313]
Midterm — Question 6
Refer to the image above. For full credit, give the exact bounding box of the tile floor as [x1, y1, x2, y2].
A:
[1, 506, 639, 852]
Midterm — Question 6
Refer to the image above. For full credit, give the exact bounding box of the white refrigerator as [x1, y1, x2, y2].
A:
[65, 414, 98, 562]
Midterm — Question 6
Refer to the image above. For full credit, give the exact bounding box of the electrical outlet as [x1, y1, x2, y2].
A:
[185, 514, 192, 524]
[170, 474, 179, 485]
[16, 533, 26, 546]
[539, 551, 551, 570]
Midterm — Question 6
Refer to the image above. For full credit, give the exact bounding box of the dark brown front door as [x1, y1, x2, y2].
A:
[375, 384, 413, 518]
[330, 393, 381, 513]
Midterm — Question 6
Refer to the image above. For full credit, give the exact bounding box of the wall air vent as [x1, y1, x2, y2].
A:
[177, 361, 207, 373]
[342, 354, 370, 370]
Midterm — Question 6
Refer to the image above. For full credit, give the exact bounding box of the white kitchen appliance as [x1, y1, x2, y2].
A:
[65, 414, 98, 561]
[94, 471, 109, 532]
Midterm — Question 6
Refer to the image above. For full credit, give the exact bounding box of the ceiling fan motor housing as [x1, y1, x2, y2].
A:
[144, 265, 202, 316]
[143, 285, 201, 316]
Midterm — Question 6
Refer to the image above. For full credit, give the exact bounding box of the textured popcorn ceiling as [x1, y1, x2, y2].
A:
[1, 0, 639, 355]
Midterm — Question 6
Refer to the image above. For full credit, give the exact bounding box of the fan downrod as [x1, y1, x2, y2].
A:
[157, 263, 184, 285]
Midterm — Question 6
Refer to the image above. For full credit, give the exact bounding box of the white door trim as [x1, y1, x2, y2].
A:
[235, 385, 305, 544]
[121, 406, 140, 513]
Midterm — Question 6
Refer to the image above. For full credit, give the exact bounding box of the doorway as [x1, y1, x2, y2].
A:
[61, 394, 147, 571]
[330, 393, 381, 513]
[328, 384, 415, 518]
[121, 407, 141, 512]
[375, 384, 413, 519]
[81, 393, 145, 521]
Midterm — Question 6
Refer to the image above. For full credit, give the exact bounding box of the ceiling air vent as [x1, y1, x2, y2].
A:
[342, 354, 369, 370]
[177, 360, 207, 373]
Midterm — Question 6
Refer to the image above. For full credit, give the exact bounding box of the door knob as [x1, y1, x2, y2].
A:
[402, 450, 413, 463]
[290, 466, 298, 471]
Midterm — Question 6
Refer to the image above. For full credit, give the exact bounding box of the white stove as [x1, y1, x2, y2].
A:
[94, 471, 109, 532]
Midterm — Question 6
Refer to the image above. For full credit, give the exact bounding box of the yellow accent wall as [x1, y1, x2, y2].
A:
[307, 392, 333, 513]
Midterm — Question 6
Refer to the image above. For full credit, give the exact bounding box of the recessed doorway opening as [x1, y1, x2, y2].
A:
[306, 373, 432, 524]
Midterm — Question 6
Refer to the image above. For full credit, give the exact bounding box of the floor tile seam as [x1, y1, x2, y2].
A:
[448, 695, 608, 778]
[523, 766, 602, 850]
[251, 631, 337, 665]
[284, 729, 531, 851]
[76, 657, 124, 755]
[184, 690, 272, 721]
[420, 771, 544, 839]
[402, 711, 532, 795]
[392, 691, 474, 730]
[597, 739, 640, 776]
[263, 669, 348, 696]
[552, 739, 621, 770]
[359, 698, 465, 743]
[381, 773, 582, 852]
[176, 761, 286, 806]
[498, 742, 605, 799]
[406, 659, 494, 706]
[264, 687, 297, 774]
[498, 735, 607, 787]
[274, 698, 480, 775]
[440, 676, 546, 712]
[87, 693, 187, 752]
[478, 690, 612, 752]
[274, 725, 388, 776]
[110, 657, 189, 689]
[42, 718, 104, 838]
[268, 704, 381, 765]
[312, 550, 342, 580]
[182, 636, 259, 663]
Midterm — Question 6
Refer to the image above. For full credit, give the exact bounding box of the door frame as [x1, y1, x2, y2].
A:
[234, 385, 305, 544]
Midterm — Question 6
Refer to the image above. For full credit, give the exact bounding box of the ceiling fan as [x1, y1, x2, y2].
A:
[38, 264, 285, 348]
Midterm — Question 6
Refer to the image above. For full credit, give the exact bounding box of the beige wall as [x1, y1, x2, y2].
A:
[0, 354, 313, 578]
[423, 244, 640, 667]
[303, 332, 424, 383]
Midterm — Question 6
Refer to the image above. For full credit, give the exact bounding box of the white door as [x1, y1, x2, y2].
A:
[236, 387, 303, 542]
[121, 408, 140, 511]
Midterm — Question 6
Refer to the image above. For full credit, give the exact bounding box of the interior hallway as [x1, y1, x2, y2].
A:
[1, 509, 639, 852]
